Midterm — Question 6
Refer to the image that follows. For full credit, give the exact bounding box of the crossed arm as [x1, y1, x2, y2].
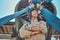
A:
[20, 21, 47, 39]
[25, 21, 47, 36]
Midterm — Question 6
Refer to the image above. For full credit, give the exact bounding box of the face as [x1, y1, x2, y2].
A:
[31, 10, 38, 18]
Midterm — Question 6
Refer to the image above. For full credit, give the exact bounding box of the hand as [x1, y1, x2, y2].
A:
[25, 25, 31, 31]
[30, 31, 40, 36]
[39, 27, 47, 34]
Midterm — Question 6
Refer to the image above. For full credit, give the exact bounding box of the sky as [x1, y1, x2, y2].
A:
[0, 0, 60, 22]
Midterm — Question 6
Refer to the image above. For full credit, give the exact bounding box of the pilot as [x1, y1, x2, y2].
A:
[19, 8, 47, 40]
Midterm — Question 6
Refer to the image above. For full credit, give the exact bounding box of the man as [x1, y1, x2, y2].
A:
[19, 8, 47, 40]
